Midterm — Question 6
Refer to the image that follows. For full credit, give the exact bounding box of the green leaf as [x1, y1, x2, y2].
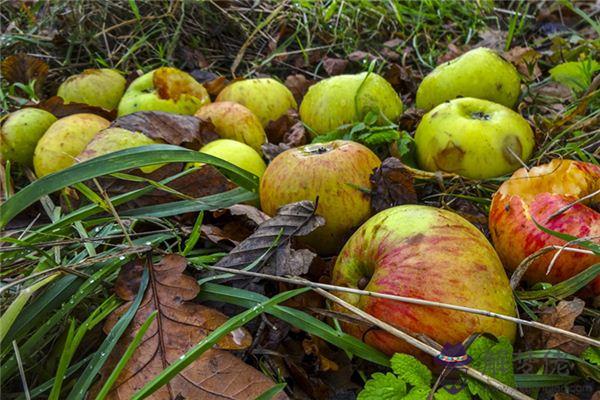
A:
[549, 60, 600, 93]
[434, 386, 471, 400]
[514, 374, 579, 388]
[466, 336, 515, 400]
[581, 347, 600, 366]
[390, 353, 432, 388]
[357, 129, 400, 146]
[357, 372, 407, 400]
[402, 386, 431, 399]
[311, 129, 346, 143]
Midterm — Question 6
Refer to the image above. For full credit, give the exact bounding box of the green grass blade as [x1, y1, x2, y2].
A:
[514, 374, 579, 388]
[514, 349, 600, 374]
[0, 144, 259, 227]
[131, 287, 311, 400]
[255, 383, 287, 400]
[66, 268, 150, 400]
[516, 263, 600, 300]
[182, 211, 203, 256]
[198, 283, 390, 366]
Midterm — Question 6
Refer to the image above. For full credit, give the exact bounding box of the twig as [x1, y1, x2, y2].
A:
[546, 235, 600, 275]
[315, 288, 533, 400]
[202, 265, 600, 347]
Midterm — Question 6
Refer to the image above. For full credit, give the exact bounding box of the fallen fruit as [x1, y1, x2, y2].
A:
[77, 127, 160, 173]
[1, 108, 57, 165]
[259, 140, 381, 255]
[117, 67, 210, 116]
[331, 205, 516, 356]
[33, 113, 110, 177]
[216, 78, 297, 127]
[195, 102, 266, 152]
[196, 139, 267, 178]
[299, 72, 403, 137]
[57, 68, 126, 110]
[489, 159, 600, 295]
[414, 97, 534, 179]
[416, 47, 521, 111]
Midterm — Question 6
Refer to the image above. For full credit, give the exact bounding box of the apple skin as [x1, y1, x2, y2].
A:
[195, 102, 267, 152]
[216, 78, 297, 127]
[197, 139, 267, 178]
[331, 205, 516, 357]
[77, 127, 160, 173]
[299, 72, 403, 137]
[259, 140, 381, 255]
[117, 67, 210, 116]
[33, 113, 110, 177]
[415, 97, 534, 179]
[416, 47, 521, 111]
[1, 108, 57, 166]
[489, 159, 600, 295]
[57, 69, 126, 110]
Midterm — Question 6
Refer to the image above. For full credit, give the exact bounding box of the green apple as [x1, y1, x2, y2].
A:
[414, 97, 534, 179]
[416, 47, 521, 111]
[77, 127, 160, 173]
[216, 78, 297, 127]
[33, 113, 110, 177]
[57, 69, 126, 110]
[259, 140, 381, 254]
[118, 67, 210, 116]
[1, 108, 57, 165]
[195, 102, 266, 152]
[331, 205, 516, 356]
[196, 139, 267, 178]
[299, 72, 403, 137]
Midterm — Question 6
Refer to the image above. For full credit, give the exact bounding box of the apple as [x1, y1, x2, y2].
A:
[77, 127, 160, 173]
[416, 47, 521, 111]
[259, 140, 381, 255]
[414, 97, 534, 179]
[331, 205, 516, 357]
[216, 78, 297, 127]
[489, 159, 600, 295]
[195, 139, 267, 178]
[118, 67, 210, 116]
[195, 102, 266, 152]
[1, 108, 57, 165]
[57, 69, 126, 110]
[299, 72, 403, 137]
[33, 113, 110, 177]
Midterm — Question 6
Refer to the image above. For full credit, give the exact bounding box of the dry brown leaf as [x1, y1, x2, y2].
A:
[504, 47, 542, 80]
[227, 204, 270, 226]
[476, 30, 507, 51]
[1, 53, 48, 95]
[554, 394, 580, 400]
[264, 109, 300, 144]
[91, 254, 284, 400]
[348, 51, 377, 63]
[384, 63, 420, 97]
[203, 76, 229, 97]
[322, 57, 349, 76]
[370, 157, 418, 213]
[285, 74, 313, 104]
[436, 43, 465, 64]
[31, 96, 117, 120]
[112, 111, 218, 150]
[262, 143, 291, 161]
[537, 298, 587, 355]
[302, 338, 339, 372]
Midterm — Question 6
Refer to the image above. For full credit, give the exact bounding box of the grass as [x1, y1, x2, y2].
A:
[1, 0, 599, 399]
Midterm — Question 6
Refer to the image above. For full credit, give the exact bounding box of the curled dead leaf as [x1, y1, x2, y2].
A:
[322, 57, 349, 76]
[370, 157, 418, 213]
[92, 254, 284, 399]
[504, 47, 542, 80]
[284, 74, 313, 104]
[1, 53, 48, 96]
[262, 143, 292, 162]
[31, 96, 116, 120]
[264, 109, 301, 144]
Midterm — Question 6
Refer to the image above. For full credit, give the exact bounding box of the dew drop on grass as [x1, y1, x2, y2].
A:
[119, 256, 125, 260]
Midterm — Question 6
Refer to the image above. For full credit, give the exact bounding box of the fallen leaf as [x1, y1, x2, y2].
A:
[181, 48, 210, 69]
[384, 63, 420, 97]
[476, 30, 507, 51]
[265, 109, 300, 144]
[262, 143, 291, 161]
[283, 121, 308, 147]
[285, 74, 313, 104]
[537, 298, 587, 355]
[322, 57, 349, 76]
[112, 111, 218, 150]
[91, 254, 284, 400]
[227, 204, 270, 226]
[201, 224, 239, 246]
[554, 394, 580, 400]
[31, 96, 117, 120]
[1, 54, 48, 95]
[504, 47, 542, 80]
[436, 43, 465, 64]
[348, 51, 377, 63]
[203, 76, 229, 97]
[381, 47, 401, 61]
[188, 70, 218, 84]
[302, 338, 339, 372]
[263, 245, 316, 277]
[383, 38, 402, 48]
[370, 157, 418, 213]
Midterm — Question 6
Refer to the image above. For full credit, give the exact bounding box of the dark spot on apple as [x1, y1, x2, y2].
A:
[434, 142, 465, 172]
[502, 135, 523, 165]
[496, 82, 503, 91]
[504, 204, 510, 212]
[404, 232, 425, 245]
[431, 111, 439, 118]
[470, 111, 491, 121]
[357, 276, 370, 290]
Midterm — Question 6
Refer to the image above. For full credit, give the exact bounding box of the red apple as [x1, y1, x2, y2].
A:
[489, 159, 600, 294]
[331, 205, 516, 357]
[259, 140, 381, 255]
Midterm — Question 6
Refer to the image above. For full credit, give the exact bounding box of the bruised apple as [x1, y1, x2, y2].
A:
[415, 97, 534, 179]
[489, 159, 600, 295]
[195, 102, 266, 152]
[197, 139, 266, 178]
[118, 67, 210, 116]
[77, 128, 160, 173]
[299, 72, 403, 136]
[416, 47, 521, 111]
[259, 140, 380, 254]
[216, 78, 297, 127]
[332, 205, 516, 356]
[57, 69, 126, 110]
[33, 113, 110, 177]
[1, 108, 57, 165]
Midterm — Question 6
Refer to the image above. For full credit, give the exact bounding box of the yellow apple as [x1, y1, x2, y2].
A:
[196, 139, 266, 178]
[1, 108, 57, 165]
[57, 69, 126, 110]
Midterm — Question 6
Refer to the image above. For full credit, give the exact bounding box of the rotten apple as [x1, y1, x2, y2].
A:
[489, 159, 600, 295]
[414, 97, 534, 179]
[57, 68, 126, 110]
[331, 205, 516, 357]
[259, 140, 381, 255]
